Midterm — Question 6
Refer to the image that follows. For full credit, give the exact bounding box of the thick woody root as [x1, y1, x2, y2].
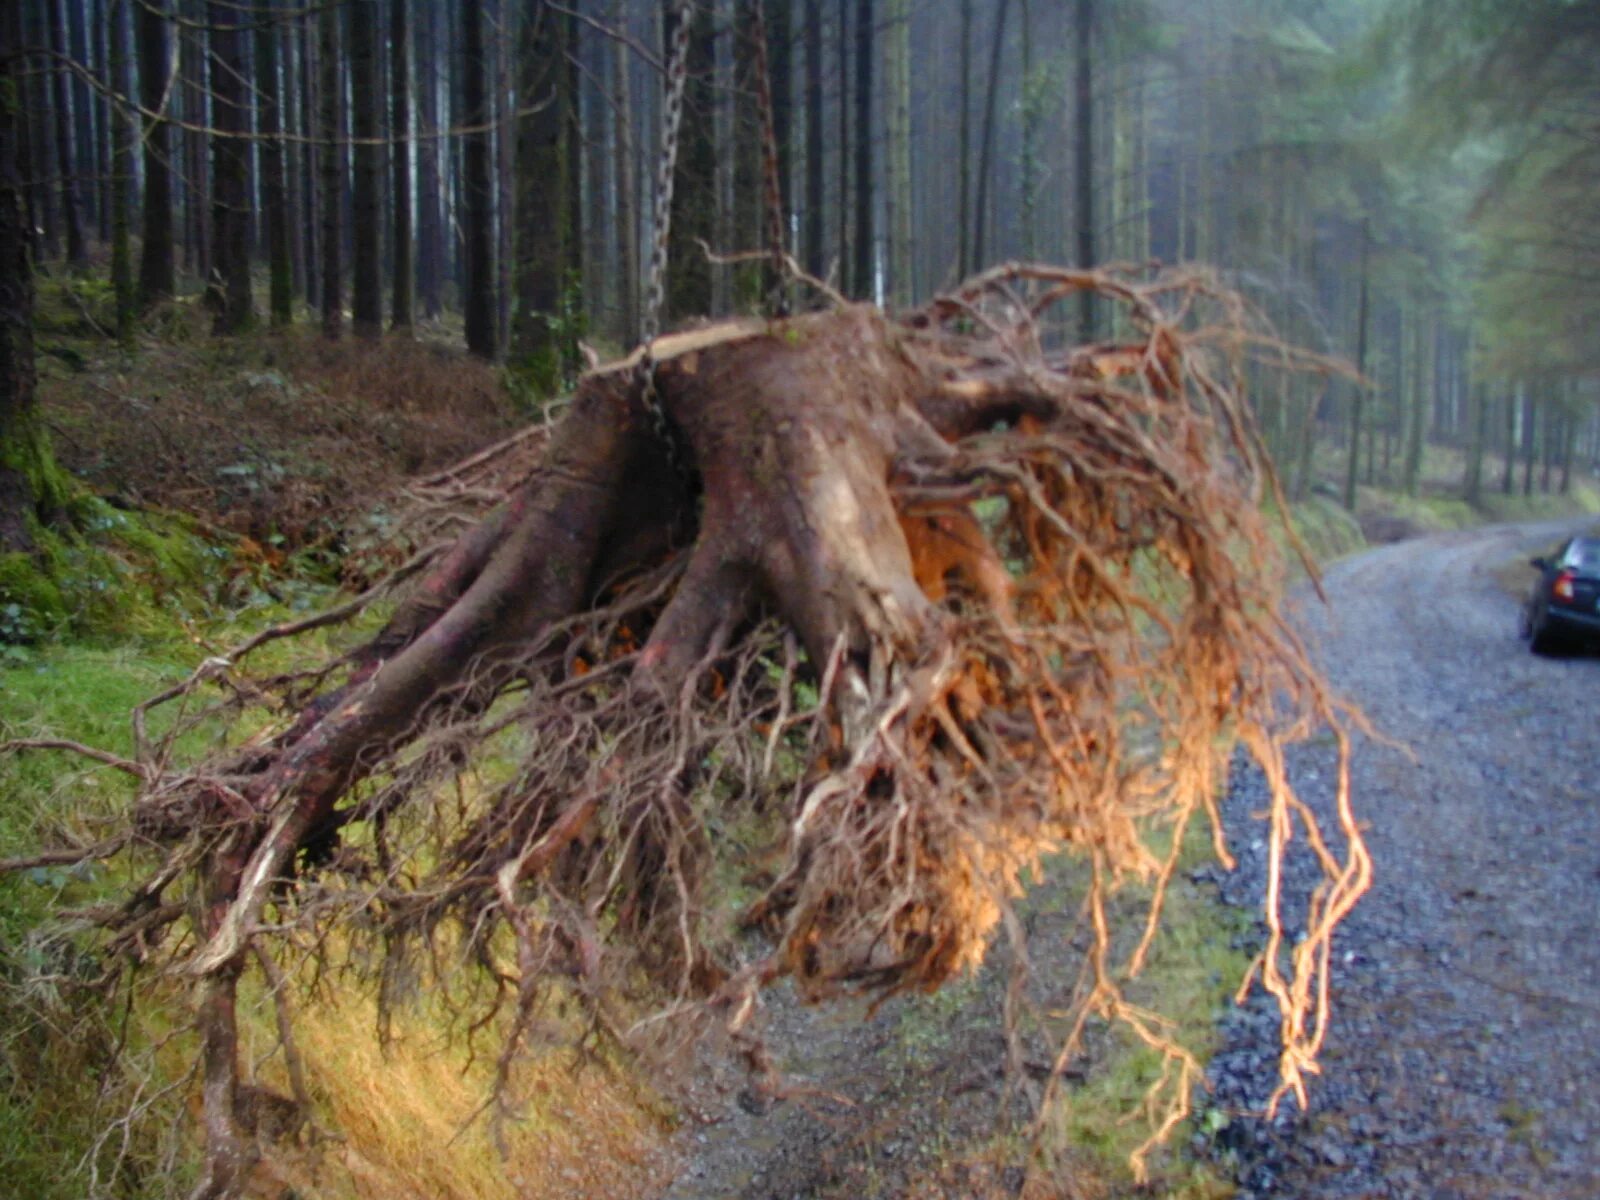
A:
[2, 265, 1367, 1190]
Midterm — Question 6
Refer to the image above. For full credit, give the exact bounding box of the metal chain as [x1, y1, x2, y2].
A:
[748, 2, 790, 318]
[634, 0, 695, 463]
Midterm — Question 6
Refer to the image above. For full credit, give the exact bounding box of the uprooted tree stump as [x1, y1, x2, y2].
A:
[2, 265, 1369, 1196]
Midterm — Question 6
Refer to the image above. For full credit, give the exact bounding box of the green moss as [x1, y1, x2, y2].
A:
[0, 551, 69, 637]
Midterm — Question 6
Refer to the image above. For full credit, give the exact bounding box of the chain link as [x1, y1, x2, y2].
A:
[634, 0, 695, 468]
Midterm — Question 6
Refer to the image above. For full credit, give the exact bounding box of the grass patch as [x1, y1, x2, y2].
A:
[1039, 819, 1250, 1197]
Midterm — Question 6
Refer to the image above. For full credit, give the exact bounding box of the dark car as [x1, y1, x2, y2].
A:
[1520, 534, 1600, 654]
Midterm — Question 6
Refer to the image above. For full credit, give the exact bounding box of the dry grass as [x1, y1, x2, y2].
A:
[238, 977, 667, 1200]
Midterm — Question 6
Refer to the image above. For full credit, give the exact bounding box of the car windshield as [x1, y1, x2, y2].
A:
[1563, 539, 1600, 572]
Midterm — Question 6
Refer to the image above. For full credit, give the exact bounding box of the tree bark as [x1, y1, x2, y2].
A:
[1, 1, 62, 552]
[512, 0, 577, 393]
[48, 0, 88, 269]
[851, 0, 873, 300]
[611, 0, 639, 343]
[971, 0, 1010, 272]
[257, 4, 293, 327]
[318, 0, 344, 339]
[389, 0, 413, 332]
[1073, 0, 1095, 342]
[802, 0, 823, 279]
[884, 0, 911, 305]
[416, 0, 442, 319]
[208, 0, 254, 333]
[461, 0, 497, 358]
[136, 0, 176, 305]
[665, 1, 716, 322]
[350, 0, 383, 339]
[109, 0, 134, 340]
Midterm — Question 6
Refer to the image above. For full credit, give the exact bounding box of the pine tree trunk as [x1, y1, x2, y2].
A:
[1502, 387, 1516, 494]
[109, 0, 134, 340]
[258, 5, 293, 327]
[318, 0, 344, 338]
[665, 0, 716, 321]
[512, 0, 576, 393]
[1073, 0, 1094, 341]
[390, 0, 414, 331]
[1, 2, 63, 551]
[884, 0, 911, 305]
[350, 0, 382, 338]
[611, 0, 638, 343]
[134, 1, 175, 304]
[208, 0, 254, 332]
[48, 0, 87, 268]
[802, 0, 824, 278]
[957, 0, 971, 277]
[461, 0, 497, 358]
[971, 0, 1010, 272]
[416, 0, 442, 319]
[22, 1, 59, 263]
[851, 0, 873, 300]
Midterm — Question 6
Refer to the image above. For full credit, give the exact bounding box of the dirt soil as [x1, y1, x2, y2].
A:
[1208, 517, 1600, 1199]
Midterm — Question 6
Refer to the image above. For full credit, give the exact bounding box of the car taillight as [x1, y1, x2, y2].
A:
[1554, 570, 1577, 600]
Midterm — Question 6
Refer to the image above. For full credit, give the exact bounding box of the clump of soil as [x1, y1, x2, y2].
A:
[39, 311, 515, 549]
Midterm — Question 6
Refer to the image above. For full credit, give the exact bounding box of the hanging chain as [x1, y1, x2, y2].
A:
[634, 0, 695, 461]
[748, 1, 790, 318]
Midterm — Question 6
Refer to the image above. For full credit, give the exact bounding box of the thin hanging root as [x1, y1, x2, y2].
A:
[2, 264, 1367, 1189]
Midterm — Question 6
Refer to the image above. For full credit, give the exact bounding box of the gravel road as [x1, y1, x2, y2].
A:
[1206, 517, 1600, 1199]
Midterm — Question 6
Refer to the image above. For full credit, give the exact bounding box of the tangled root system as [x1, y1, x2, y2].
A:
[3, 264, 1369, 1191]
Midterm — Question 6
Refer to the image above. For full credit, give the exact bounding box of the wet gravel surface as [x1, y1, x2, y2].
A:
[1202, 518, 1600, 1199]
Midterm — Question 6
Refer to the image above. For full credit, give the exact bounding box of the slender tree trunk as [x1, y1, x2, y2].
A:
[665, 0, 716, 321]
[0, 0, 63, 552]
[48, 0, 88, 268]
[1073, 0, 1094, 341]
[1342, 221, 1369, 510]
[957, 0, 971, 277]
[1402, 314, 1427, 497]
[135, 0, 176, 304]
[1558, 381, 1576, 496]
[83, 0, 108, 246]
[349, 0, 382, 338]
[390, 0, 414, 331]
[462, 0, 497, 357]
[1521, 390, 1536, 497]
[298, 13, 317, 306]
[208, 0, 254, 332]
[884, 0, 910, 305]
[1463, 376, 1487, 507]
[836, 0, 850, 296]
[318, 0, 344, 338]
[802, 0, 824, 279]
[512, 0, 576, 393]
[184, 0, 210, 282]
[1502, 387, 1516, 494]
[851, 0, 873, 300]
[416, 0, 442, 319]
[257, 4, 293, 326]
[612, 0, 639, 343]
[971, 0, 1010, 272]
[23, 0, 60, 263]
[109, 0, 134, 340]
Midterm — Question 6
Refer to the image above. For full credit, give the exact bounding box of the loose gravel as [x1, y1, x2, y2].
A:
[1201, 518, 1600, 1199]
